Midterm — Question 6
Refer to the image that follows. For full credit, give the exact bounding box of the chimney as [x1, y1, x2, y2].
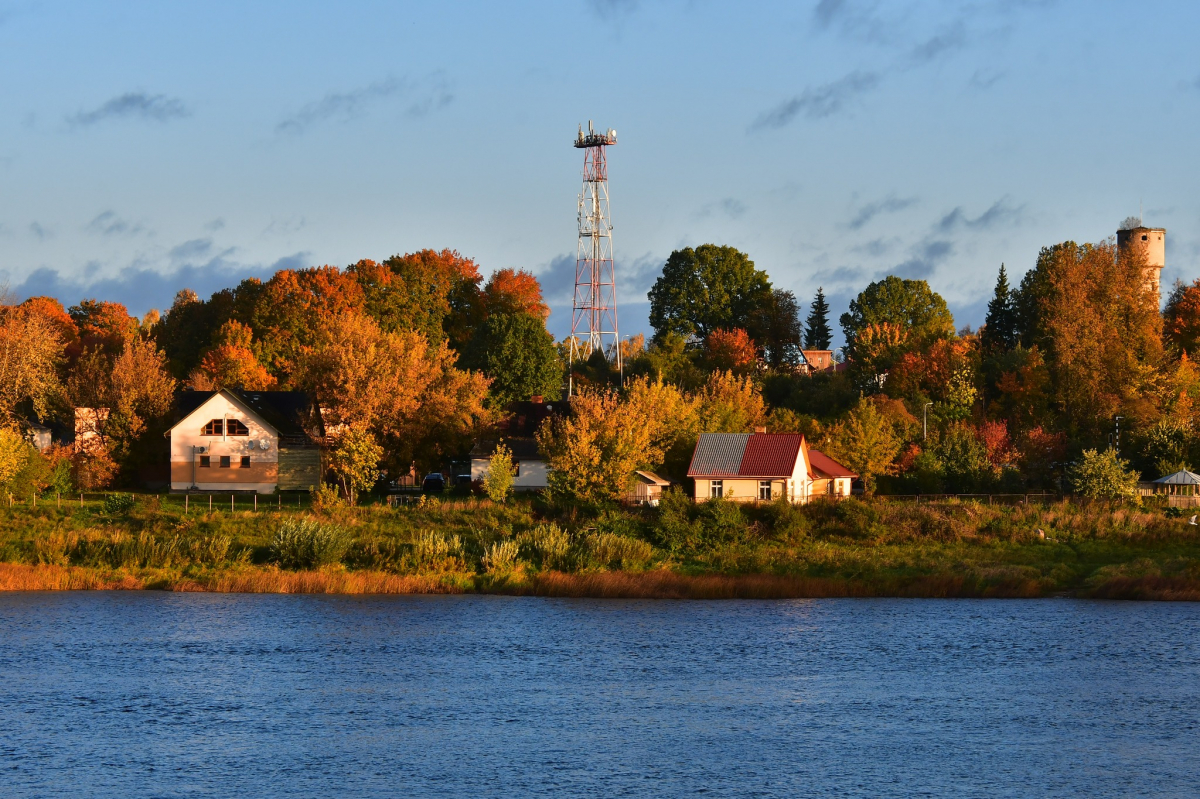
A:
[754, 426, 767, 434]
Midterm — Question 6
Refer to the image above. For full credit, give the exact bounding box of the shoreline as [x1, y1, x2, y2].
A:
[2, 563, 1197, 601]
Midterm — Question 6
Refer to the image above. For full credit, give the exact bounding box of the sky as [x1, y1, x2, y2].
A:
[2, 0, 1199, 347]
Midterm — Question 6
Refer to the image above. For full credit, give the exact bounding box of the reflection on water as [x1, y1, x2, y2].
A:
[0, 593, 1197, 797]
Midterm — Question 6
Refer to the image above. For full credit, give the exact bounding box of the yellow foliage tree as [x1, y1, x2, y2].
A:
[0, 303, 63, 427]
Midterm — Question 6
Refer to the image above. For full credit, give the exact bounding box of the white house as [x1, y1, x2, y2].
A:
[687, 432, 855, 504]
[470, 438, 549, 491]
[166, 389, 321, 494]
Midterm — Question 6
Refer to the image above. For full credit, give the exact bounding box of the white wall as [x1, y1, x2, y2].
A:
[472, 457, 549, 490]
[169, 393, 279, 493]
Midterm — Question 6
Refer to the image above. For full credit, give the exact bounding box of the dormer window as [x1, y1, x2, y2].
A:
[202, 419, 223, 436]
[227, 419, 249, 436]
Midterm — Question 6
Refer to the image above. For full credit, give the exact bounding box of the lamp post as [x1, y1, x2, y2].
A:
[1114, 416, 1123, 455]
[923, 402, 933, 441]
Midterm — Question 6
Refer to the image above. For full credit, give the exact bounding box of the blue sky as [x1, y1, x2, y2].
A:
[2, 0, 1199, 345]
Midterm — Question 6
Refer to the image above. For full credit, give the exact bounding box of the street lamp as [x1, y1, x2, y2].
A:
[923, 403, 933, 441]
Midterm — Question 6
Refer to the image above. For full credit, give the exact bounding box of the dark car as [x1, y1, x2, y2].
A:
[421, 473, 446, 493]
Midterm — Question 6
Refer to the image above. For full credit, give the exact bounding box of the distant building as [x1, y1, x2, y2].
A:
[165, 389, 322, 494]
[630, 470, 671, 505]
[687, 432, 855, 504]
[801, 350, 835, 373]
[470, 438, 549, 491]
[1117, 224, 1166, 300]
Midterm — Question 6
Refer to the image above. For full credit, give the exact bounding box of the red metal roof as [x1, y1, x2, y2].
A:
[808, 449, 857, 478]
[737, 433, 805, 477]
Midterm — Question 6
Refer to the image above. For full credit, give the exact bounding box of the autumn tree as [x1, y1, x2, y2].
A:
[1020, 241, 1163, 443]
[482, 268, 549, 319]
[703, 328, 758, 374]
[839, 276, 954, 356]
[68, 300, 138, 358]
[190, 320, 275, 391]
[0, 303, 64, 427]
[699, 370, 767, 433]
[1164, 278, 1200, 356]
[803, 287, 833, 350]
[460, 312, 562, 408]
[1068, 448, 1139, 500]
[293, 312, 491, 474]
[648, 244, 773, 343]
[824, 398, 903, 494]
[251, 266, 366, 378]
[328, 426, 383, 505]
[483, 442, 515, 502]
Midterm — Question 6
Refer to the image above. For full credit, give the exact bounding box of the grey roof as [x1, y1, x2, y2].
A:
[687, 433, 750, 477]
[1153, 469, 1200, 485]
[634, 470, 671, 486]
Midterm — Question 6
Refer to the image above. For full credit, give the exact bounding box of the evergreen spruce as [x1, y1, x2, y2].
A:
[982, 264, 1017, 351]
[803, 287, 833, 350]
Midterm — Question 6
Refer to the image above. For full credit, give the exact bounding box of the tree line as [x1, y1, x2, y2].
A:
[1, 232, 1195, 503]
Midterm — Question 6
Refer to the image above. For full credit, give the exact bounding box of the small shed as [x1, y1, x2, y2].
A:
[1152, 470, 1200, 496]
[630, 471, 671, 505]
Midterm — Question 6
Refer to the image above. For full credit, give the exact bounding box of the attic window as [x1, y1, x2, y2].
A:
[227, 419, 250, 436]
[202, 419, 223, 436]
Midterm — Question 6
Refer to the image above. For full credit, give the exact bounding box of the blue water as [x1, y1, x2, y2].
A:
[0, 594, 1197, 798]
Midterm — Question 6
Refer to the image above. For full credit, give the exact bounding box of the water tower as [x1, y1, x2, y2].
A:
[1117, 222, 1166, 299]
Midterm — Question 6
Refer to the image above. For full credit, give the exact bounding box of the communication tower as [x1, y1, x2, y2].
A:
[569, 121, 620, 395]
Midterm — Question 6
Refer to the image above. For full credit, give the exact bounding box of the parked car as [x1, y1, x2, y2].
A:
[421, 473, 446, 493]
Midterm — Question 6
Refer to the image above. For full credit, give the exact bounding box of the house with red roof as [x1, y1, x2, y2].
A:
[686, 431, 856, 504]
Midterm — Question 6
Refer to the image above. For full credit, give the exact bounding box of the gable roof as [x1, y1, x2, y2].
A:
[808, 449, 857, 479]
[739, 433, 805, 477]
[687, 433, 749, 477]
[634, 470, 671, 486]
[469, 438, 543, 460]
[171, 390, 316, 438]
[687, 433, 807, 479]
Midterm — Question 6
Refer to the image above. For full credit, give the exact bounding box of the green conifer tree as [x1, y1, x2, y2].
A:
[981, 264, 1017, 351]
[803, 287, 832, 350]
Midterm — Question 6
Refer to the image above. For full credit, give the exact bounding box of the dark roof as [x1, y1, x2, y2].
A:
[808, 449, 857, 479]
[174, 390, 317, 437]
[687, 433, 749, 477]
[500, 400, 570, 437]
[470, 438, 543, 460]
[739, 434, 805, 478]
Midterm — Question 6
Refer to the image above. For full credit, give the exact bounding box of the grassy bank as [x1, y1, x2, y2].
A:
[0, 493, 1197, 599]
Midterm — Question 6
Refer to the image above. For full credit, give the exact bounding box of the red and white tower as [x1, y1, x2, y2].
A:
[569, 121, 620, 394]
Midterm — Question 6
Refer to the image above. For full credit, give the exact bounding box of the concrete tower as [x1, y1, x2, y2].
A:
[1116, 224, 1165, 299]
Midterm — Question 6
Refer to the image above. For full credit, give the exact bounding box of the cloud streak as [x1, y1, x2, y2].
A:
[67, 92, 189, 127]
[936, 198, 1023, 232]
[751, 71, 880, 130]
[848, 195, 918, 230]
[86, 211, 145, 237]
[276, 74, 453, 136]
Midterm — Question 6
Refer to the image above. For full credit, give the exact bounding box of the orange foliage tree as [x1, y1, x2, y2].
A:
[350, 249, 483, 348]
[251, 266, 366, 378]
[1164, 278, 1200, 355]
[68, 300, 137, 358]
[482, 268, 549, 319]
[191, 321, 276, 391]
[704, 328, 758, 374]
[294, 312, 491, 473]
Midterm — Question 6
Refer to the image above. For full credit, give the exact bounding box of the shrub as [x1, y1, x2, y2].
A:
[271, 518, 346, 569]
[584, 532, 654, 569]
[654, 487, 702, 552]
[483, 443, 515, 503]
[410, 531, 462, 572]
[482, 540, 520, 574]
[696, 498, 748, 545]
[310, 482, 345, 513]
[516, 523, 572, 570]
[103, 493, 137, 516]
[1069, 449, 1140, 501]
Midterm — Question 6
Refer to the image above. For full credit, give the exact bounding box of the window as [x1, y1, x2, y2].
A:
[240, 456, 251, 469]
[199, 455, 210, 468]
[227, 419, 249, 436]
[202, 419, 224, 436]
[219, 456, 231, 468]
[759, 480, 772, 501]
[710, 480, 723, 499]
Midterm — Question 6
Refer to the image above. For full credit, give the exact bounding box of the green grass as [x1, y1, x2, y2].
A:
[0, 492, 1197, 598]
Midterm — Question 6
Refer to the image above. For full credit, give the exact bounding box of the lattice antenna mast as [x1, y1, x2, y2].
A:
[569, 120, 620, 396]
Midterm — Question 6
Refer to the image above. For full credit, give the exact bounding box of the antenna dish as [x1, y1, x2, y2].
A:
[259, 439, 271, 450]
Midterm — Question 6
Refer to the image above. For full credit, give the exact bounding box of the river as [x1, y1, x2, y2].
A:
[0, 593, 1197, 797]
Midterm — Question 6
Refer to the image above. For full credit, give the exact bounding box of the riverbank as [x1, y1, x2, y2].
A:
[0, 494, 1197, 599]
